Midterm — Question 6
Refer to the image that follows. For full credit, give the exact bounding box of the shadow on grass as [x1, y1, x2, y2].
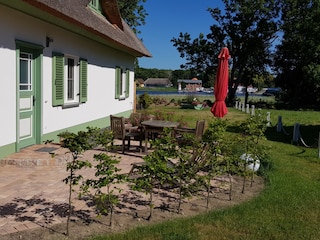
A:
[227, 122, 320, 147]
[265, 124, 320, 147]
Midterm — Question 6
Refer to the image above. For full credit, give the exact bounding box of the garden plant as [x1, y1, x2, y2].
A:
[58, 130, 93, 236]
[48, 98, 320, 240]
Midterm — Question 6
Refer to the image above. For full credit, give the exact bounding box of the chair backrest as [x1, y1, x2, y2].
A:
[195, 120, 205, 141]
[189, 142, 210, 167]
[110, 115, 126, 139]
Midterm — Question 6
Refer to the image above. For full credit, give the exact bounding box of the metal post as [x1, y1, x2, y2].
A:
[276, 116, 282, 132]
[251, 105, 255, 116]
[292, 123, 300, 145]
[266, 112, 271, 127]
[318, 132, 320, 158]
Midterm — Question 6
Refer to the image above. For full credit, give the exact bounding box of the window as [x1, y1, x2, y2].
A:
[19, 52, 32, 91]
[115, 67, 130, 100]
[89, 0, 102, 14]
[66, 57, 78, 102]
[52, 53, 87, 107]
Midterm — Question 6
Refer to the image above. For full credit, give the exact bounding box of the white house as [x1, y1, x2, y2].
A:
[0, 0, 151, 159]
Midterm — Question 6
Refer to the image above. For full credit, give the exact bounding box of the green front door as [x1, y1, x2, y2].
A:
[16, 41, 43, 150]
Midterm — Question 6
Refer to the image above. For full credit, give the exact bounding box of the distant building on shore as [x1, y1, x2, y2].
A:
[177, 79, 203, 92]
[144, 78, 172, 87]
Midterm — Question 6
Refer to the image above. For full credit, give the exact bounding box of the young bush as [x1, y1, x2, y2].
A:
[201, 118, 228, 207]
[83, 153, 125, 227]
[58, 130, 93, 236]
[130, 128, 177, 219]
[79, 127, 126, 227]
[172, 145, 202, 214]
[239, 109, 269, 192]
[139, 93, 153, 109]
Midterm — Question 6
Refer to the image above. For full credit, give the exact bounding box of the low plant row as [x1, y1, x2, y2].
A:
[57, 110, 270, 236]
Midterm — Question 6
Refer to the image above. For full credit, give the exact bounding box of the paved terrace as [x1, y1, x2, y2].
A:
[0, 141, 147, 236]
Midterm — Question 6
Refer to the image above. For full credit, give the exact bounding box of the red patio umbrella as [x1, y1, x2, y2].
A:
[211, 47, 231, 118]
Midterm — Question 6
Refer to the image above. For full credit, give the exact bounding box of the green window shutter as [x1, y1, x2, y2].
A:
[52, 52, 64, 106]
[115, 67, 121, 99]
[79, 58, 88, 103]
[125, 69, 130, 98]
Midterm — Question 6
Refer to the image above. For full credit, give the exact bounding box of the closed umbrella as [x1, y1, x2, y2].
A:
[211, 47, 230, 118]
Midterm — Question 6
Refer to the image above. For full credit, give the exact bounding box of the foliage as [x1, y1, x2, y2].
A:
[202, 118, 239, 201]
[84, 106, 320, 240]
[59, 129, 93, 236]
[135, 67, 173, 79]
[171, 69, 194, 87]
[130, 128, 177, 220]
[83, 153, 126, 226]
[58, 130, 91, 153]
[239, 109, 269, 191]
[117, 0, 147, 34]
[138, 93, 153, 109]
[171, 0, 280, 104]
[274, 0, 320, 108]
[89, 127, 114, 150]
[128, 112, 149, 126]
[172, 144, 202, 214]
[181, 95, 197, 104]
[151, 96, 168, 105]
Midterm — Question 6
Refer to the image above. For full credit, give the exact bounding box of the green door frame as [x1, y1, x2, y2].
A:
[15, 40, 43, 151]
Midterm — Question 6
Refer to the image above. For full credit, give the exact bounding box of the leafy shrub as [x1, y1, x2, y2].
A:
[152, 96, 168, 105]
[139, 93, 153, 109]
[181, 95, 196, 104]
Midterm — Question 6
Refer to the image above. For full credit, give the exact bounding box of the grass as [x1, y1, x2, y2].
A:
[90, 104, 320, 240]
[137, 87, 178, 92]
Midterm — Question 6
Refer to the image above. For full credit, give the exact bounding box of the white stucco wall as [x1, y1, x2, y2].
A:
[0, 4, 136, 147]
[0, 45, 17, 146]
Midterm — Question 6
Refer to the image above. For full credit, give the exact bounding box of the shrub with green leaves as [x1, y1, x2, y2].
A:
[172, 146, 202, 214]
[130, 128, 177, 219]
[200, 119, 228, 207]
[239, 109, 270, 191]
[139, 93, 153, 109]
[82, 152, 126, 227]
[58, 129, 93, 236]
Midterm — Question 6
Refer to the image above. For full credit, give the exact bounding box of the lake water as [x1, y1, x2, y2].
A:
[136, 91, 254, 98]
[136, 91, 215, 96]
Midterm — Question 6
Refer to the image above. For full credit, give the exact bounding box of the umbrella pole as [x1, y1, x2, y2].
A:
[318, 132, 320, 158]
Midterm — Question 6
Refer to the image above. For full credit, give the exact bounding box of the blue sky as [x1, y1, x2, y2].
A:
[138, 0, 224, 70]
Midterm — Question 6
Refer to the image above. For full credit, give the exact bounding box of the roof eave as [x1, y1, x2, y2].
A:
[13, 0, 151, 58]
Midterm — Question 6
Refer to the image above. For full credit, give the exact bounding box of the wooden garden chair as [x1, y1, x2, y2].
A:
[110, 115, 144, 154]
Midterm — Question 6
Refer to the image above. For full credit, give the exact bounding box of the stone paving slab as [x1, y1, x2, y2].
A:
[0, 142, 146, 236]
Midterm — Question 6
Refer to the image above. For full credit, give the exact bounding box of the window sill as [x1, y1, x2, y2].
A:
[62, 102, 80, 109]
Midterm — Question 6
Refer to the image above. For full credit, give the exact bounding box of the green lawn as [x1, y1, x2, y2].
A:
[90, 105, 320, 240]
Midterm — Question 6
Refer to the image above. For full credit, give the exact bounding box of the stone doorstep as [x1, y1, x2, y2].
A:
[0, 145, 68, 167]
[0, 140, 143, 168]
[0, 157, 67, 167]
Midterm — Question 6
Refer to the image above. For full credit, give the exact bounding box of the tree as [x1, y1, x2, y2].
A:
[117, 0, 148, 34]
[274, 0, 320, 108]
[171, 0, 279, 105]
[130, 129, 177, 220]
[135, 67, 172, 80]
[84, 153, 125, 227]
[171, 69, 193, 87]
[58, 130, 93, 236]
[171, 32, 220, 88]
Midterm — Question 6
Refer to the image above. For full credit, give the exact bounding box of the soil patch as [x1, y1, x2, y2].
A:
[2, 174, 264, 240]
